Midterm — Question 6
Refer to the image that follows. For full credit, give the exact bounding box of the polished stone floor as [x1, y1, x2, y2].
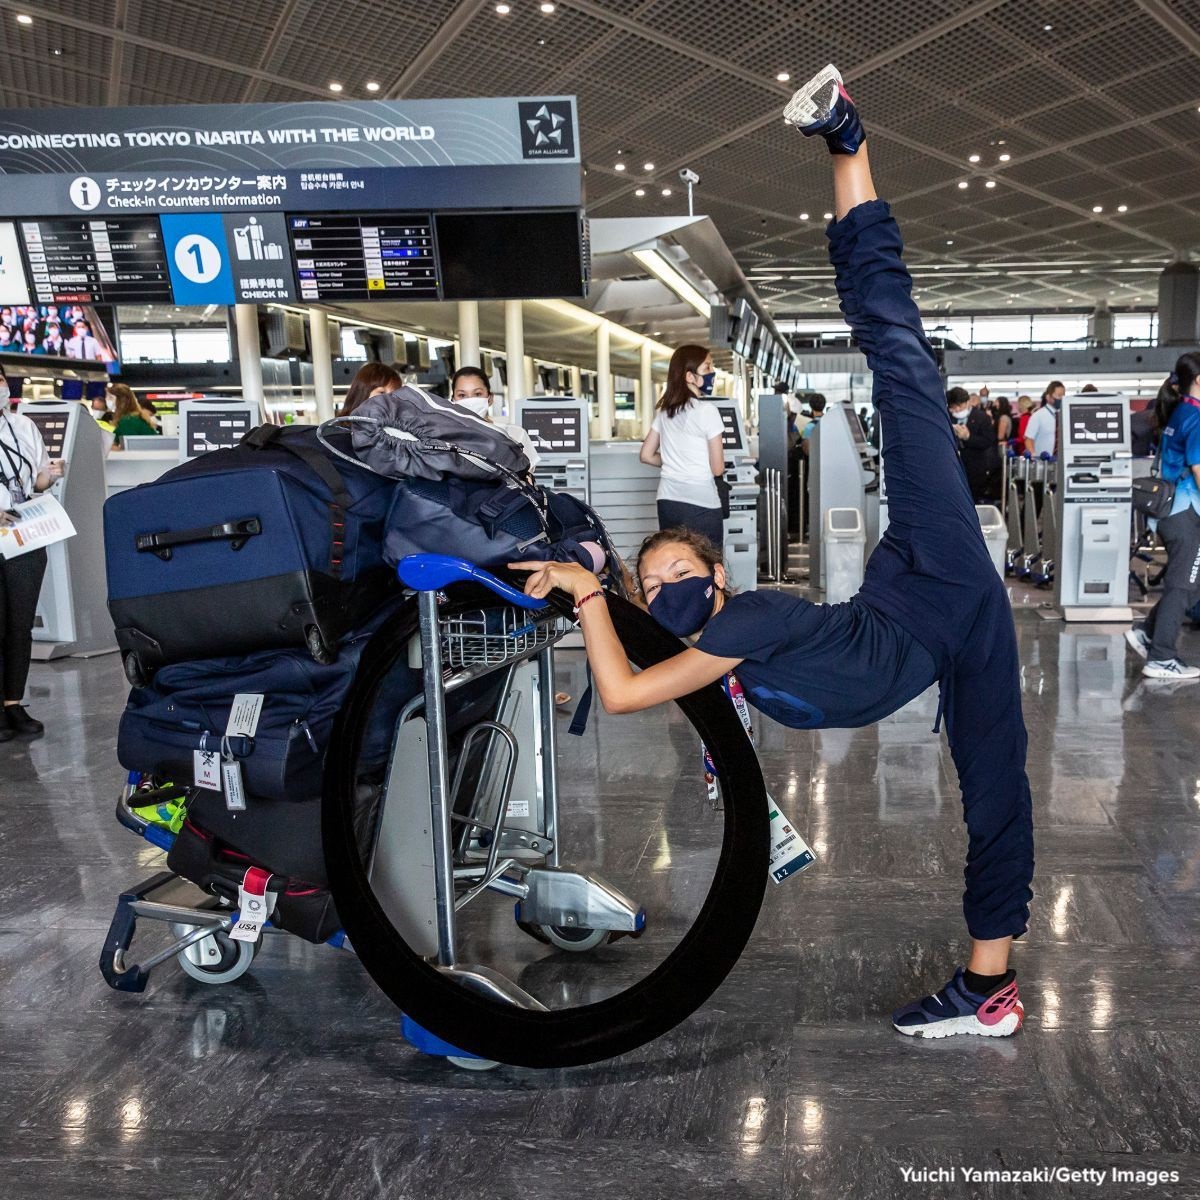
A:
[2, 584, 1199, 1200]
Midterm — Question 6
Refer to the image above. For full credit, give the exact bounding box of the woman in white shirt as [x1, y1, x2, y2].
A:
[449, 366, 540, 470]
[639, 345, 726, 550]
[0, 365, 63, 740]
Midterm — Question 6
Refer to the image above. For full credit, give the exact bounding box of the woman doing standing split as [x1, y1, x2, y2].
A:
[513, 67, 1035, 1040]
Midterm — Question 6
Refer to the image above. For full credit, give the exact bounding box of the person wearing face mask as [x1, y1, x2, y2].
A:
[639, 345, 726, 550]
[0, 364, 64, 740]
[449, 366, 540, 470]
[1024, 381, 1063, 459]
[947, 386, 1000, 502]
[513, 70, 1034, 1043]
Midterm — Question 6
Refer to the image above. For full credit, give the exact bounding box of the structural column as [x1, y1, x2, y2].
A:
[504, 300, 527, 405]
[569, 364, 582, 398]
[638, 340, 654, 434]
[308, 307, 335, 422]
[596, 322, 613, 440]
[457, 300, 480, 367]
[234, 303, 265, 414]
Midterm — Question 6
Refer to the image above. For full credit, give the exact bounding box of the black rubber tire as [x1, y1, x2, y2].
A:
[123, 651, 150, 689]
[305, 625, 337, 665]
[322, 583, 769, 1069]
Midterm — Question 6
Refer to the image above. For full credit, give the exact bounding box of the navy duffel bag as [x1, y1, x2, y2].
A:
[104, 423, 397, 680]
[117, 601, 418, 803]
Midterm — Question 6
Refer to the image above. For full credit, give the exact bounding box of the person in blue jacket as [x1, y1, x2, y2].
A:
[1125, 352, 1200, 679]
[515, 66, 1033, 1040]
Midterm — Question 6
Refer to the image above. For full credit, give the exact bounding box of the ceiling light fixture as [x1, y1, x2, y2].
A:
[540, 1, 556, 11]
[16, 13, 32, 24]
[957, 181, 969, 189]
[998, 153, 1011, 162]
[776, 71, 790, 82]
[614, 162, 626, 171]
[365, 81, 381, 92]
[1043, 23, 1053, 31]
[946, 239, 954, 245]
[632, 247, 710, 316]
[495, 2, 510, 10]
[968, 153, 981, 163]
[1092, 205, 1103, 213]
[643, 161, 655, 171]
[1117, 204, 1128, 213]
[328, 82, 343, 92]
[823, 211, 833, 220]
[635, 188, 646, 197]
[661, 187, 672, 197]
[985, 180, 996, 188]
[799, 212, 809, 220]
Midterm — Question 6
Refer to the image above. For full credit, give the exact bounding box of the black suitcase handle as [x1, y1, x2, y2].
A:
[136, 517, 262, 561]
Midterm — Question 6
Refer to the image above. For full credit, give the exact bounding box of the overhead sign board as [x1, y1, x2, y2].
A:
[0, 96, 581, 218]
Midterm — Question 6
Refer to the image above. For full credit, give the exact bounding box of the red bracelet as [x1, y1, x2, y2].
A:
[572, 589, 604, 617]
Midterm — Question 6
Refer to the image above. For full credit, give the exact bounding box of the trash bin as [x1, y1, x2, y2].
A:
[976, 504, 1006, 577]
[823, 507, 865, 604]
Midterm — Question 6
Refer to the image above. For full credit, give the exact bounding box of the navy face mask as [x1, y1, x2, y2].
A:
[699, 371, 716, 395]
[649, 573, 717, 637]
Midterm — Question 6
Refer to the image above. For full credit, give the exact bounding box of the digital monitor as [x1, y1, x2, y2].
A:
[182, 405, 256, 459]
[520, 404, 583, 455]
[713, 401, 744, 453]
[754, 337, 771, 372]
[21, 406, 70, 458]
[18, 217, 172, 305]
[0, 301, 119, 372]
[437, 210, 585, 300]
[732, 298, 758, 359]
[846, 406, 868, 448]
[1069, 401, 1125, 445]
[289, 213, 439, 303]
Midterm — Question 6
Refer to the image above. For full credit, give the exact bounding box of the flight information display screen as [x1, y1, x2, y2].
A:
[437, 210, 584, 300]
[19, 217, 172, 303]
[288, 214, 439, 302]
[520, 405, 583, 455]
[1070, 401, 1125, 445]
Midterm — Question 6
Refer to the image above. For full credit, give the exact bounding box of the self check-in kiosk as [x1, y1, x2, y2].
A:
[17, 400, 116, 659]
[711, 398, 758, 594]
[513, 395, 590, 503]
[808, 402, 879, 592]
[1054, 392, 1133, 622]
[178, 399, 258, 462]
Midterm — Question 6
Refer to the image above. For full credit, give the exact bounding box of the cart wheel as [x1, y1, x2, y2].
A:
[305, 625, 337, 665]
[123, 652, 150, 689]
[539, 924, 611, 953]
[172, 925, 257, 985]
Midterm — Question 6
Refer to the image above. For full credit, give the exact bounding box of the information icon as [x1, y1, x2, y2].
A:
[68, 177, 102, 211]
[173, 233, 224, 284]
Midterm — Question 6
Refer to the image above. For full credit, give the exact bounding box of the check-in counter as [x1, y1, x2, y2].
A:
[588, 441, 660, 563]
[105, 450, 179, 498]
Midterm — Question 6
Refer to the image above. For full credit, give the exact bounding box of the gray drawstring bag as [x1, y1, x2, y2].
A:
[317, 385, 530, 483]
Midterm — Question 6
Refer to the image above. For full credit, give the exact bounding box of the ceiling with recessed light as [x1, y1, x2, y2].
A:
[0, 0, 1197, 318]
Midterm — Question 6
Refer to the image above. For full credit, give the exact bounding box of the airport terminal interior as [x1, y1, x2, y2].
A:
[1, 2, 1199, 1197]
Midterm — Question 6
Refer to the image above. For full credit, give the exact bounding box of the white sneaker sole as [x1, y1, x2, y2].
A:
[1142, 663, 1200, 680]
[1124, 629, 1150, 660]
[784, 64, 843, 127]
[893, 1007, 1023, 1039]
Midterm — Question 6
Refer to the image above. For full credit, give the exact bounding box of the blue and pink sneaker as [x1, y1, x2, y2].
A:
[892, 968, 1025, 1039]
[783, 64, 865, 155]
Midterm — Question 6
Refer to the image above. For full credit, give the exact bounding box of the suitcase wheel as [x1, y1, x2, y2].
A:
[305, 625, 337, 665]
[123, 652, 151, 689]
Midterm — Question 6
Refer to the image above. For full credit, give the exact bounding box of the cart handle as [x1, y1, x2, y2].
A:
[396, 553, 548, 610]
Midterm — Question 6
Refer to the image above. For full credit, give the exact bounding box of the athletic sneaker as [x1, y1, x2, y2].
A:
[892, 968, 1024, 1039]
[1124, 627, 1151, 660]
[783, 64, 865, 155]
[1142, 658, 1200, 680]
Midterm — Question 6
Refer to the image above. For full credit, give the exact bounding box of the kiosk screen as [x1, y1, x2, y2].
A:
[1070, 402, 1125, 445]
[23, 409, 69, 459]
[521, 405, 582, 454]
[183, 407, 255, 458]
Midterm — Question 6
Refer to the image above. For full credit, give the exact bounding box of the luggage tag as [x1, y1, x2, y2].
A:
[220, 735, 246, 813]
[230, 865, 276, 942]
[226, 693, 264, 739]
[193, 743, 222, 791]
[704, 673, 818, 886]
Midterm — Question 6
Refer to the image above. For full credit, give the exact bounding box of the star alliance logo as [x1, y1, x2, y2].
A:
[519, 100, 575, 159]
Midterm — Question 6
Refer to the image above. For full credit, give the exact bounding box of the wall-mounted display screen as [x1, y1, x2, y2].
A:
[0, 301, 119, 372]
[1069, 401, 1125, 445]
[732, 298, 757, 359]
[0, 221, 31, 304]
[437, 210, 584, 300]
[520, 404, 583, 455]
[289, 214, 439, 303]
[19, 217, 172, 304]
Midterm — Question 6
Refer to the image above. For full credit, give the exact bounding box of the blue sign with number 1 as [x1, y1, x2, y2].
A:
[161, 213, 236, 305]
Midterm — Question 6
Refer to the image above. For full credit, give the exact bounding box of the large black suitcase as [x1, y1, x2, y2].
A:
[104, 424, 397, 681]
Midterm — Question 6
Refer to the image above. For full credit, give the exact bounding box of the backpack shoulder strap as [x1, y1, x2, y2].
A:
[241, 425, 352, 509]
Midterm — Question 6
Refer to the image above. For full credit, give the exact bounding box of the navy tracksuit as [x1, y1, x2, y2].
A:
[831, 200, 1034, 942]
